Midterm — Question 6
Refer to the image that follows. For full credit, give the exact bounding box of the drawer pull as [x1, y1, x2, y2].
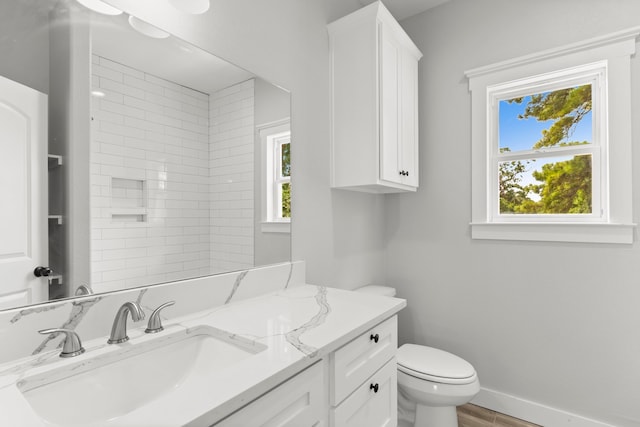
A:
[370, 333, 379, 343]
[370, 383, 379, 393]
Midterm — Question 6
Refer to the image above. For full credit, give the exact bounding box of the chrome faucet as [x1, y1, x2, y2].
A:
[107, 302, 145, 344]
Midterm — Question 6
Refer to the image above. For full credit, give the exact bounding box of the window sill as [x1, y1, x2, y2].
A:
[261, 221, 291, 234]
[470, 222, 635, 244]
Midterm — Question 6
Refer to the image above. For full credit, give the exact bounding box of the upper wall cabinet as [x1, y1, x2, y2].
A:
[329, 1, 423, 193]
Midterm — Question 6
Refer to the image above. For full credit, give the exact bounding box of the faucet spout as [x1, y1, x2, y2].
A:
[107, 302, 145, 344]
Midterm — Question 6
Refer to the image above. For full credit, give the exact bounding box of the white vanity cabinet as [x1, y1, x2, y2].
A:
[215, 362, 326, 427]
[214, 316, 398, 427]
[330, 316, 398, 427]
[329, 2, 422, 193]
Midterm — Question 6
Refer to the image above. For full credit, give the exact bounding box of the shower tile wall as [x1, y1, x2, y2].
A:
[90, 55, 211, 293]
[209, 79, 255, 272]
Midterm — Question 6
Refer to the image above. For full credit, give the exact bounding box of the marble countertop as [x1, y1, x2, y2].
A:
[0, 285, 405, 426]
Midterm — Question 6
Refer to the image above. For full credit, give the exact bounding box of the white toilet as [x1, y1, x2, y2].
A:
[356, 285, 480, 427]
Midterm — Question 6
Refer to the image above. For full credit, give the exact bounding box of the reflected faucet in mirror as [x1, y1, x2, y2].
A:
[74, 285, 94, 296]
[0, 0, 291, 312]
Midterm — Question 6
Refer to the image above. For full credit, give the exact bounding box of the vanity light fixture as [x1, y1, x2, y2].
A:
[128, 16, 171, 39]
[168, 0, 210, 15]
[75, 0, 122, 15]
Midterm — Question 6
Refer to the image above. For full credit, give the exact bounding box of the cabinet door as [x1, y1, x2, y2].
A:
[379, 21, 402, 185]
[215, 362, 325, 427]
[331, 358, 397, 427]
[331, 316, 397, 406]
[400, 51, 419, 188]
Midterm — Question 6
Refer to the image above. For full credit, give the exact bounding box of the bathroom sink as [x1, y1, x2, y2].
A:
[17, 325, 266, 426]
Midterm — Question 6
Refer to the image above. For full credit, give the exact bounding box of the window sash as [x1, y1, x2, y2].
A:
[270, 133, 291, 223]
[258, 120, 291, 231]
[487, 63, 607, 223]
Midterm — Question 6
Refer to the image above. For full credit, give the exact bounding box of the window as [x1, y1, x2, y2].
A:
[491, 65, 604, 222]
[259, 121, 291, 233]
[466, 28, 637, 243]
[273, 132, 291, 220]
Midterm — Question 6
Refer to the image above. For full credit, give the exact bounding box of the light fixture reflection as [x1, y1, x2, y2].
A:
[128, 16, 171, 39]
[168, 0, 210, 14]
[76, 0, 122, 15]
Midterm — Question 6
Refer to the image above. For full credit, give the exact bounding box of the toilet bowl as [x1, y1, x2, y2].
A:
[356, 285, 480, 427]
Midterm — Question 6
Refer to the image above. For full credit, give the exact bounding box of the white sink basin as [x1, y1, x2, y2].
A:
[17, 325, 266, 426]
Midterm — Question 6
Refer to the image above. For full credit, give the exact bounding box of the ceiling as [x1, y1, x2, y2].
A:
[357, 0, 450, 20]
[89, 0, 451, 94]
[90, 10, 253, 94]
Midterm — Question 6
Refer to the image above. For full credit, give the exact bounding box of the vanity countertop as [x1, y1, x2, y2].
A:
[0, 285, 405, 426]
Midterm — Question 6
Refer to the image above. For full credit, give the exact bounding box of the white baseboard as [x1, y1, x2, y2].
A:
[471, 387, 615, 427]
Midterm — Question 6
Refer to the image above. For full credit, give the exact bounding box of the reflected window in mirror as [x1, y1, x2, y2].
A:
[260, 122, 291, 233]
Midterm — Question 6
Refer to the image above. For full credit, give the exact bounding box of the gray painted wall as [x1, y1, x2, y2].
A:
[254, 77, 291, 267]
[389, 1, 640, 425]
[0, 0, 50, 94]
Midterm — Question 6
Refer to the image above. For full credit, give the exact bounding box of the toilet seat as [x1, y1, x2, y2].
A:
[397, 344, 477, 385]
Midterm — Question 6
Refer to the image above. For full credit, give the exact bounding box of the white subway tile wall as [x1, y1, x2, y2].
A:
[209, 79, 255, 272]
[90, 55, 255, 293]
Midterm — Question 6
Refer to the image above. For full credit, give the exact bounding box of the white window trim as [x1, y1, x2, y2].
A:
[465, 27, 639, 244]
[258, 119, 291, 234]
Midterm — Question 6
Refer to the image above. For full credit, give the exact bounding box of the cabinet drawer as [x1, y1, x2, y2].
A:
[331, 316, 397, 405]
[331, 357, 397, 427]
[215, 362, 325, 427]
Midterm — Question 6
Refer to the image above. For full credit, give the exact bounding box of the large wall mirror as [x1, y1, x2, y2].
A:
[0, 0, 291, 311]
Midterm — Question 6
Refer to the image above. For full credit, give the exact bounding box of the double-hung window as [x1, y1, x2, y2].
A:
[272, 132, 291, 220]
[466, 28, 638, 244]
[491, 64, 604, 221]
[259, 121, 291, 233]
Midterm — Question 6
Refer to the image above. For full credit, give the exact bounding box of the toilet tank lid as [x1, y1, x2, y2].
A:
[397, 344, 476, 380]
[355, 285, 396, 297]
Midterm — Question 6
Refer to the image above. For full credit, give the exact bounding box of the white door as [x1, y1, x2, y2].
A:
[0, 74, 48, 309]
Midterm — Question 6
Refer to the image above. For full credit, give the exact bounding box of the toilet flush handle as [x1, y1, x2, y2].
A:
[370, 333, 379, 343]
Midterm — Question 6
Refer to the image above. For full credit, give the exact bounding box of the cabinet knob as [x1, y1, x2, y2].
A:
[370, 333, 379, 343]
[370, 383, 379, 393]
[34, 266, 53, 277]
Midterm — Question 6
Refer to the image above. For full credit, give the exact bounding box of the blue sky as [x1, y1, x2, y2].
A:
[499, 94, 592, 152]
[497, 91, 593, 200]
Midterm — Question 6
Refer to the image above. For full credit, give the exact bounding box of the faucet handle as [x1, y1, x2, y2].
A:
[74, 284, 93, 296]
[145, 301, 175, 334]
[38, 328, 85, 358]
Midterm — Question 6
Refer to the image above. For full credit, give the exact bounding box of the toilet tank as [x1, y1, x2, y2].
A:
[355, 285, 396, 297]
